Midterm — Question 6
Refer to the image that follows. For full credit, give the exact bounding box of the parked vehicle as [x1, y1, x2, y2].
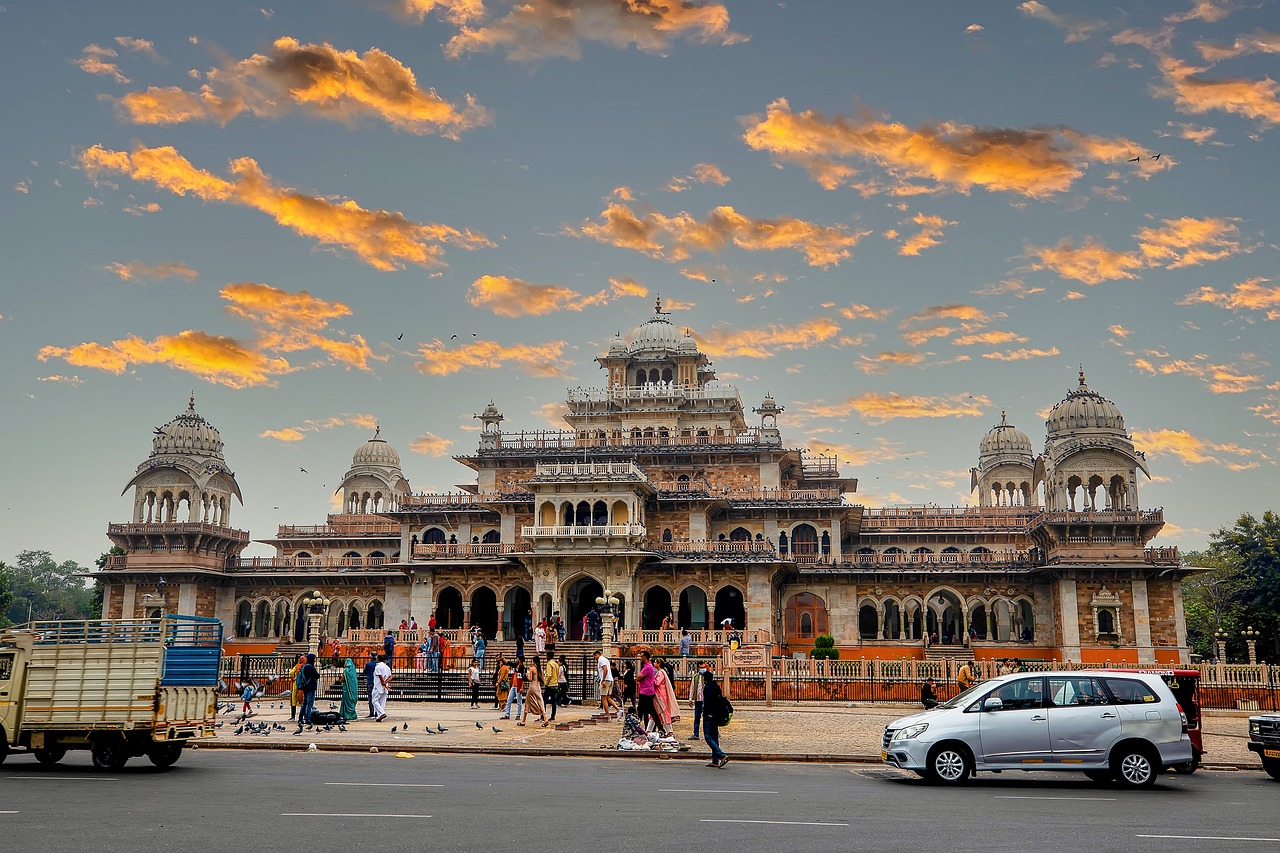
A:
[1115, 668, 1203, 772]
[0, 616, 222, 770]
[882, 670, 1194, 788]
[1246, 712, 1280, 780]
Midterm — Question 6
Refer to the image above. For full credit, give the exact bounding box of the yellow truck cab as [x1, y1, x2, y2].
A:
[0, 615, 222, 770]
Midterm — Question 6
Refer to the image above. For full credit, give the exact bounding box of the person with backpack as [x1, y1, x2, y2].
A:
[700, 667, 731, 768]
[293, 653, 320, 734]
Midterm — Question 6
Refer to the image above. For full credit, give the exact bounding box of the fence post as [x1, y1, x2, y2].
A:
[765, 642, 773, 707]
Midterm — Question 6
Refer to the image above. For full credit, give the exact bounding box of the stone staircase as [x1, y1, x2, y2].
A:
[924, 645, 975, 664]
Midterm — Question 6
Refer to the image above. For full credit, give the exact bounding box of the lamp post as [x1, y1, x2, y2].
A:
[1214, 628, 1228, 664]
[303, 590, 331, 656]
[595, 589, 621, 657]
[1242, 625, 1260, 665]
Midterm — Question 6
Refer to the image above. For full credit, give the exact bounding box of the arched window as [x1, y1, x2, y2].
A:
[649, 368, 660, 383]
[785, 593, 829, 641]
[662, 528, 673, 543]
[729, 527, 752, 541]
[636, 370, 647, 386]
[482, 529, 501, 544]
[423, 527, 446, 545]
[661, 368, 673, 383]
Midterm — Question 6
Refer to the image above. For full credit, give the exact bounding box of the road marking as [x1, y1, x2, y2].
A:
[280, 813, 432, 819]
[323, 782, 444, 788]
[1136, 835, 1280, 843]
[0, 811, 18, 814]
[701, 819, 848, 827]
[996, 795, 1116, 802]
[660, 789, 778, 794]
[4, 776, 118, 781]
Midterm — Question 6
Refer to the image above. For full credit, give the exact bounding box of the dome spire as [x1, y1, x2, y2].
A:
[1000, 408, 1007, 425]
[188, 391, 196, 411]
[655, 294, 664, 315]
[1078, 365, 1087, 388]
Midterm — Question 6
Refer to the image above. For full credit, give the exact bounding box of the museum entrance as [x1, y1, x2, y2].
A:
[566, 577, 603, 640]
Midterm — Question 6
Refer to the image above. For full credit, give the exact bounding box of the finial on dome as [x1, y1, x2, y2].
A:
[1001, 409, 1007, 425]
[373, 423, 381, 439]
[1078, 365, 1087, 387]
[655, 294, 663, 314]
[188, 391, 195, 411]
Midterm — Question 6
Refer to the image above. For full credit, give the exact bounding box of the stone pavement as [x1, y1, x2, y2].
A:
[207, 696, 1261, 768]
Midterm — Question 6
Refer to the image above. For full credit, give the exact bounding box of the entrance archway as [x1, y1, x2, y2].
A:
[926, 590, 965, 645]
[678, 586, 708, 629]
[714, 585, 746, 630]
[503, 586, 531, 640]
[642, 586, 672, 629]
[566, 577, 603, 640]
[437, 587, 464, 630]
[470, 587, 498, 639]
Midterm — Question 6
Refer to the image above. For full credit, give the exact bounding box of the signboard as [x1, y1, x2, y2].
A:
[728, 646, 767, 668]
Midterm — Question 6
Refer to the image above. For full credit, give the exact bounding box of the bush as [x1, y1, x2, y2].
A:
[810, 636, 839, 659]
[814, 635, 835, 649]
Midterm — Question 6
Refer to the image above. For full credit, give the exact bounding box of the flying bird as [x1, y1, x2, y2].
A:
[1128, 156, 1140, 162]
[299, 467, 308, 473]
[450, 335, 458, 340]
[1151, 152, 1162, 160]
[397, 333, 404, 341]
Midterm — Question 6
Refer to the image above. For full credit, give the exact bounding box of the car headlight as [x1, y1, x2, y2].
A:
[1251, 721, 1260, 734]
[892, 723, 929, 741]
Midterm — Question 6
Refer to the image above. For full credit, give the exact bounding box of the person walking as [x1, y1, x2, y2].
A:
[535, 620, 547, 656]
[595, 649, 617, 719]
[652, 655, 678, 730]
[361, 652, 378, 718]
[956, 660, 975, 692]
[474, 632, 487, 668]
[383, 630, 396, 667]
[688, 660, 706, 739]
[557, 655, 571, 707]
[293, 653, 320, 734]
[700, 667, 730, 768]
[503, 659, 525, 720]
[467, 658, 482, 708]
[494, 654, 510, 711]
[679, 628, 691, 657]
[519, 656, 548, 727]
[287, 653, 305, 722]
[543, 655, 560, 722]
[371, 653, 392, 722]
[636, 650, 664, 735]
[621, 660, 637, 712]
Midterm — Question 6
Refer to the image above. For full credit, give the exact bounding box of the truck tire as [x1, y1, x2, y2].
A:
[1112, 744, 1158, 789]
[1263, 756, 1280, 781]
[0, 737, 7, 765]
[33, 747, 66, 766]
[147, 744, 183, 768]
[91, 736, 129, 771]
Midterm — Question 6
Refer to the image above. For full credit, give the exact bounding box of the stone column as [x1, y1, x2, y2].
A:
[214, 587, 236, 635]
[462, 603, 471, 630]
[408, 572, 433, 630]
[177, 582, 197, 616]
[1058, 579, 1081, 662]
[101, 583, 114, 619]
[122, 583, 137, 620]
[1131, 578, 1155, 664]
[496, 603, 506, 641]
[830, 517, 843, 563]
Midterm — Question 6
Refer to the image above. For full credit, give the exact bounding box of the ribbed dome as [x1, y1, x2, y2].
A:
[609, 332, 627, 356]
[678, 332, 698, 353]
[980, 411, 1033, 457]
[1046, 370, 1126, 438]
[352, 429, 401, 468]
[150, 395, 225, 460]
[630, 296, 682, 353]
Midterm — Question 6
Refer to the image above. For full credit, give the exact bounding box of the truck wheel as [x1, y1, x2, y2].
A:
[33, 747, 66, 766]
[1263, 757, 1280, 781]
[925, 743, 972, 785]
[1113, 745, 1158, 789]
[91, 737, 129, 771]
[147, 744, 183, 768]
[0, 738, 7, 766]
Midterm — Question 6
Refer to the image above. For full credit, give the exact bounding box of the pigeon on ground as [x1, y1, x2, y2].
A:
[391, 725, 398, 732]
[437, 724, 447, 732]
[475, 721, 483, 729]
[338, 726, 347, 732]
[234, 727, 244, 735]
[423, 728, 434, 735]
[492, 726, 502, 733]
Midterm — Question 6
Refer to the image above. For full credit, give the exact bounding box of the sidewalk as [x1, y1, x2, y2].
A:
[203, 696, 1262, 769]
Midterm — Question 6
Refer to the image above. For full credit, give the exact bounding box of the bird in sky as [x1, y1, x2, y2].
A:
[397, 333, 404, 341]
[1151, 152, 1162, 160]
[450, 334, 458, 340]
[300, 467, 307, 473]
[1128, 156, 1140, 162]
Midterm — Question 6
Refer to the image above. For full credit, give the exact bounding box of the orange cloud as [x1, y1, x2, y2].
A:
[115, 36, 162, 60]
[1132, 427, 1254, 466]
[532, 401, 568, 428]
[221, 282, 375, 370]
[74, 44, 129, 83]
[1194, 30, 1280, 62]
[1132, 351, 1263, 393]
[1167, 1, 1238, 24]
[260, 427, 307, 442]
[741, 98, 1158, 198]
[118, 37, 489, 138]
[443, 0, 744, 61]
[104, 260, 198, 283]
[608, 277, 649, 298]
[467, 275, 609, 317]
[899, 303, 994, 345]
[897, 212, 956, 256]
[692, 162, 730, 185]
[697, 316, 842, 359]
[981, 346, 1062, 361]
[80, 143, 492, 270]
[1179, 277, 1280, 318]
[803, 392, 989, 424]
[415, 338, 568, 378]
[1025, 237, 1144, 284]
[260, 413, 380, 442]
[839, 302, 893, 321]
[856, 351, 930, 374]
[1026, 216, 1247, 284]
[39, 331, 290, 389]
[1017, 1, 1107, 42]
[972, 279, 1045, 298]
[952, 330, 1028, 346]
[572, 202, 868, 267]
[1153, 53, 1280, 126]
[410, 431, 454, 456]
[1160, 121, 1219, 143]
[393, 0, 485, 24]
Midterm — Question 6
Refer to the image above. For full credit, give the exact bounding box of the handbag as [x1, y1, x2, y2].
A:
[498, 678, 511, 692]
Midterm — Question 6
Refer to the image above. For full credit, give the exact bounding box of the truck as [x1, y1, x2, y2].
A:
[0, 615, 222, 770]
[1247, 712, 1280, 780]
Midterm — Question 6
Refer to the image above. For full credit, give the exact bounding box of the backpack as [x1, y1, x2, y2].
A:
[718, 697, 734, 727]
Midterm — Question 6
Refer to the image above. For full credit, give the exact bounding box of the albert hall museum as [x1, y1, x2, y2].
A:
[98, 301, 1188, 665]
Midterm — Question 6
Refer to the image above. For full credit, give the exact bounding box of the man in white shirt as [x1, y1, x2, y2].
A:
[595, 649, 618, 718]
[371, 653, 392, 722]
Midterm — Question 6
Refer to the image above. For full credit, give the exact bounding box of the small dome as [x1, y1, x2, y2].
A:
[609, 332, 627, 356]
[980, 411, 1033, 457]
[352, 428, 401, 468]
[678, 332, 697, 353]
[150, 394, 225, 459]
[1046, 369, 1126, 438]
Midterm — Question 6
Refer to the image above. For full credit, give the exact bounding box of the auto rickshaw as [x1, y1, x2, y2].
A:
[1118, 668, 1204, 772]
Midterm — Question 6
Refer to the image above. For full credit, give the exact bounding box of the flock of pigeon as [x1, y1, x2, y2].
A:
[220, 702, 505, 735]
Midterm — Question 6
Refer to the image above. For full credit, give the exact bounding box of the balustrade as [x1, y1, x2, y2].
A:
[521, 524, 646, 538]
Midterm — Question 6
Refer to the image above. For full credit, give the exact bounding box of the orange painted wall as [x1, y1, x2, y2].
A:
[1079, 646, 1140, 664]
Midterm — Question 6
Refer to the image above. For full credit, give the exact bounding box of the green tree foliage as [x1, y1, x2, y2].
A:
[0, 562, 12, 628]
[810, 634, 839, 660]
[1185, 511, 1280, 662]
[1, 550, 95, 625]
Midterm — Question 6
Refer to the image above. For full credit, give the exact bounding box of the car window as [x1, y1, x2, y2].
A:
[1048, 675, 1109, 707]
[1102, 677, 1160, 705]
[985, 677, 1044, 711]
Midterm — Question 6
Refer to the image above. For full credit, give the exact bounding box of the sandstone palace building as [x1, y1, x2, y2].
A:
[99, 301, 1188, 665]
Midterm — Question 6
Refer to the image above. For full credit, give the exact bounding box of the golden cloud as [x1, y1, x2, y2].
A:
[260, 413, 380, 442]
[115, 36, 161, 60]
[104, 260, 198, 283]
[222, 282, 375, 370]
[972, 279, 1045, 298]
[1132, 351, 1264, 393]
[36, 375, 84, 386]
[692, 162, 730, 185]
[75, 45, 129, 84]
[119, 37, 489, 138]
[1167, 1, 1238, 24]
[409, 431, 454, 456]
[806, 392, 990, 424]
[443, 0, 744, 61]
[1132, 427, 1253, 466]
[856, 351, 930, 374]
[608, 277, 649, 298]
[741, 98, 1157, 198]
[952, 330, 1027, 346]
[1017, 1, 1107, 42]
[1161, 121, 1218, 143]
[467, 275, 609, 317]
[1108, 324, 1131, 339]
[839, 302, 893, 321]
[1025, 237, 1144, 284]
[697, 316, 841, 359]
[1153, 53, 1280, 126]
[393, 0, 485, 24]
[80, 143, 492, 270]
[899, 303, 994, 345]
[1179, 277, 1280, 318]
[38, 331, 291, 389]
[572, 202, 868, 267]
[897, 212, 956, 256]
[532, 401, 569, 428]
[1195, 30, 1280, 62]
[415, 338, 568, 377]
[260, 427, 307, 442]
[981, 346, 1062, 361]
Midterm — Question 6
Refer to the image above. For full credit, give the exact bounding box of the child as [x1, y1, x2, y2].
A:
[241, 682, 255, 716]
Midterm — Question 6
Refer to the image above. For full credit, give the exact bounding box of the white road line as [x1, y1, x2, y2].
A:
[323, 782, 444, 788]
[701, 819, 848, 827]
[996, 795, 1116, 801]
[1136, 835, 1280, 843]
[659, 789, 778, 794]
[0, 811, 18, 814]
[4, 777, 117, 781]
[280, 813, 432, 819]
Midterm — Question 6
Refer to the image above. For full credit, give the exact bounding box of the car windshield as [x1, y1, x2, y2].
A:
[937, 683, 985, 709]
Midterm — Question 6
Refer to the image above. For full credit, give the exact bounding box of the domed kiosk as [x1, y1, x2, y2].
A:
[971, 411, 1035, 506]
[339, 427, 410, 513]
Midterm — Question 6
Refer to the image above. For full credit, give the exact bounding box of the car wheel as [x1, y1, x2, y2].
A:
[926, 744, 972, 785]
[1262, 756, 1280, 781]
[33, 747, 66, 766]
[1113, 745, 1158, 789]
[91, 736, 129, 771]
[1084, 769, 1114, 783]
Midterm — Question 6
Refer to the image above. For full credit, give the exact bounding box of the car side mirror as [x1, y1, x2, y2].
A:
[983, 697, 1004, 711]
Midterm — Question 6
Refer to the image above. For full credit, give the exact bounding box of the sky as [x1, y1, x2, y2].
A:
[2, 0, 1278, 565]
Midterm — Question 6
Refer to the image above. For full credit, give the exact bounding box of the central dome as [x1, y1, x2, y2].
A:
[630, 297, 682, 353]
[1046, 370, 1126, 438]
[151, 395, 225, 459]
[352, 428, 401, 468]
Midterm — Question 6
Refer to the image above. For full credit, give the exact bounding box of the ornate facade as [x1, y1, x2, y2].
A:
[98, 302, 1189, 665]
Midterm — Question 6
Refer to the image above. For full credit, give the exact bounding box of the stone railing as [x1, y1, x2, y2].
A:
[830, 550, 1039, 569]
[647, 539, 778, 558]
[229, 555, 399, 572]
[400, 490, 533, 509]
[1033, 509, 1165, 525]
[860, 506, 1039, 531]
[485, 427, 770, 451]
[107, 522, 250, 540]
[346, 628, 466, 645]
[532, 461, 647, 481]
[412, 543, 520, 559]
[1143, 546, 1180, 565]
[617, 628, 771, 646]
[276, 521, 400, 537]
[521, 524, 646, 538]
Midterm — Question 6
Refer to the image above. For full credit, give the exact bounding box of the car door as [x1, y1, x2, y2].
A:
[1046, 675, 1117, 763]
[977, 676, 1051, 766]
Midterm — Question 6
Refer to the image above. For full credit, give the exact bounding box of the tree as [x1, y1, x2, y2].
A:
[1196, 511, 1280, 663]
[1181, 549, 1248, 660]
[0, 562, 12, 628]
[2, 550, 95, 625]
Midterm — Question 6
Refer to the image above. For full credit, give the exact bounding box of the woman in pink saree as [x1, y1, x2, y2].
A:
[652, 656, 680, 728]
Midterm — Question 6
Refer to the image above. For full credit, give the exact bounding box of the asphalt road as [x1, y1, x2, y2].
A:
[1, 750, 1278, 852]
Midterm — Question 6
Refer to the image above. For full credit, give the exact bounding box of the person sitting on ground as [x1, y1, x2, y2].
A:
[921, 677, 939, 709]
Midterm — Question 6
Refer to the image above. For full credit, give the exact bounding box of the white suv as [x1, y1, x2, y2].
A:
[882, 670, 1193, 788]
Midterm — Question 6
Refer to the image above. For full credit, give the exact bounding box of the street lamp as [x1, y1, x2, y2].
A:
[302, 590, 331, 656]
[1214, 628, 1228, 664]
[595, 589, 621, 656]
[1242, 625, 1260, 665]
